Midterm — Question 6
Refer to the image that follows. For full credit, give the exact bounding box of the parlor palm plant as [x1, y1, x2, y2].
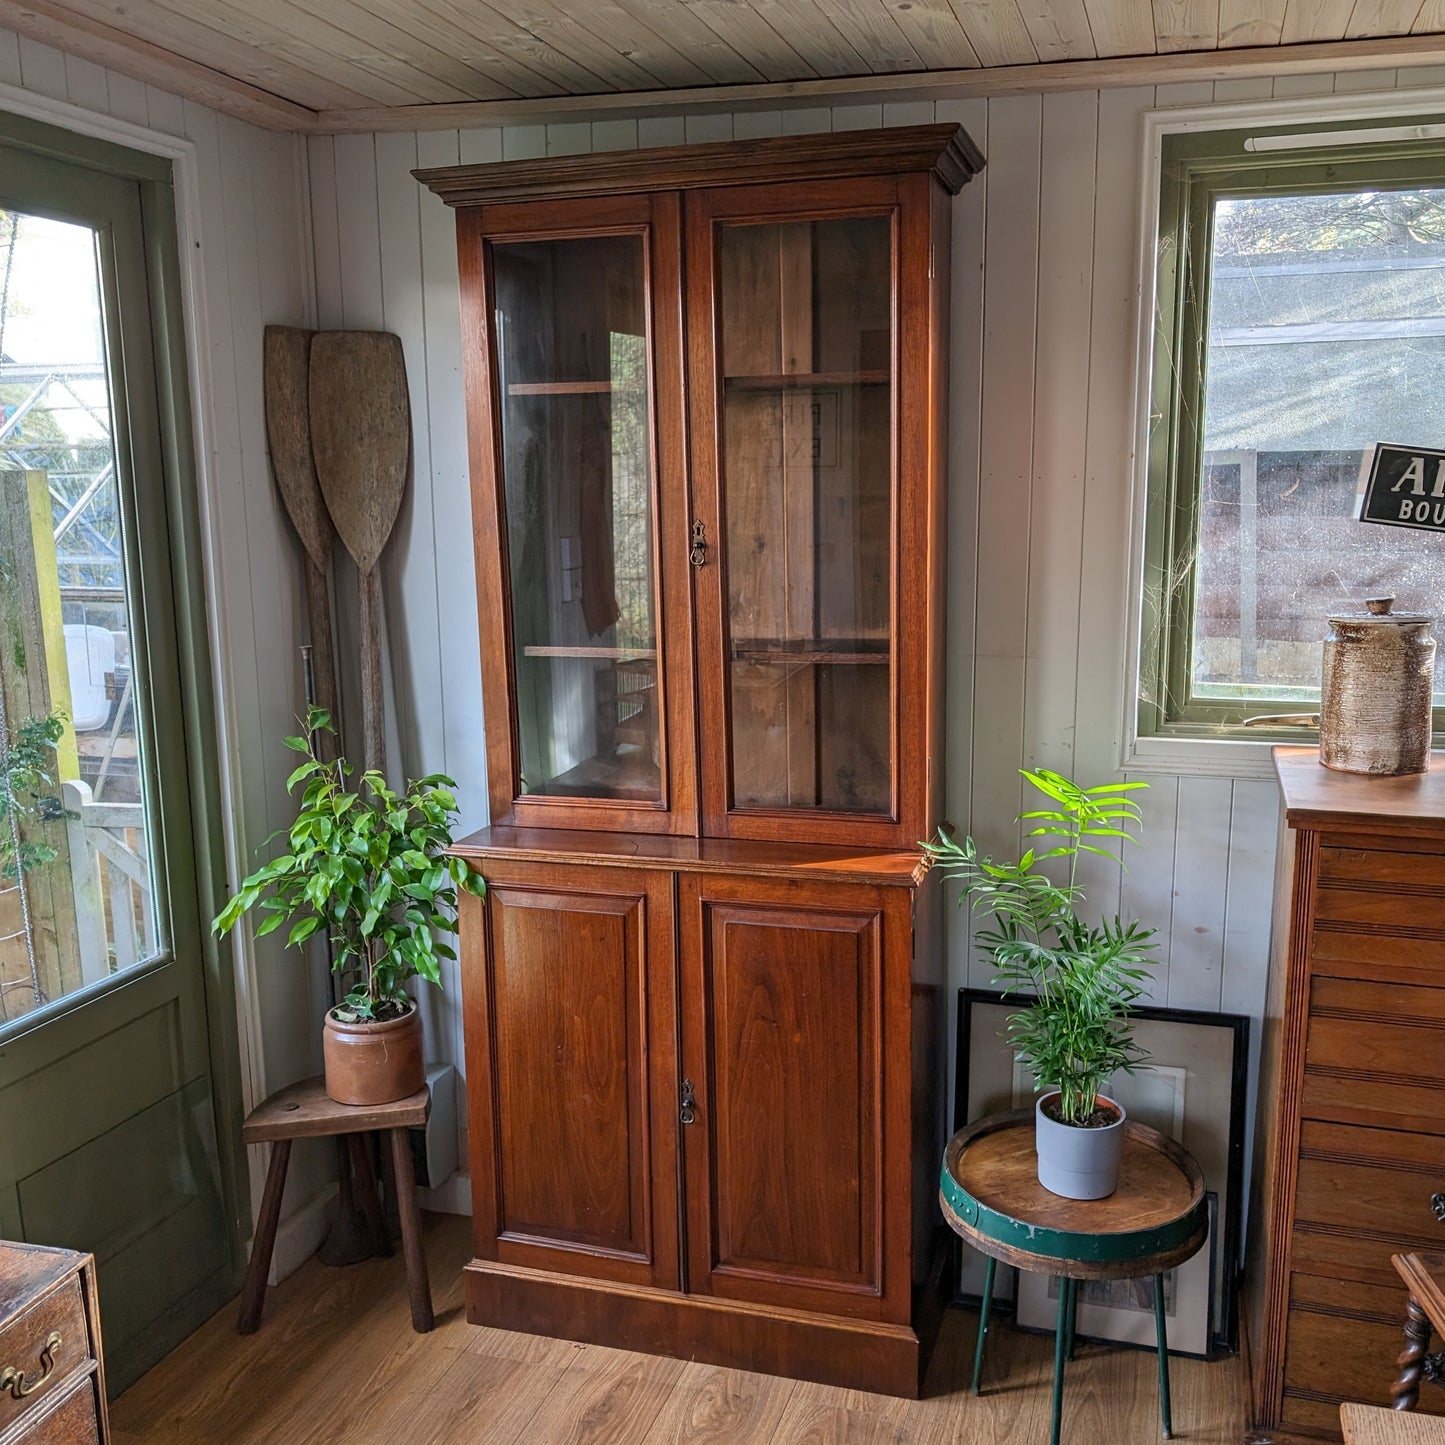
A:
[925, 769, 1157, 1197]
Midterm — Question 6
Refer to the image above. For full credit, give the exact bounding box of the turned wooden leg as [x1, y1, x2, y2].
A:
[1394, 1295, 1434, 1411]
[347, 1133, 393, 1258]
[389, 1127, 433, 1333]
[237, 1138, 292, 1334]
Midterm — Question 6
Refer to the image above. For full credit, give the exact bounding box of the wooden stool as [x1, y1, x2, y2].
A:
[1343, 1402, 1445, 1442]
[1393, 1253, 1445, 1412]
[237, 1076, 433, 1335]
[941, 1109, 1208, 1445]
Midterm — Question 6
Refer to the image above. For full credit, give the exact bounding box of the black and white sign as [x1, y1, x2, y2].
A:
[1359, 442, 1445, 532]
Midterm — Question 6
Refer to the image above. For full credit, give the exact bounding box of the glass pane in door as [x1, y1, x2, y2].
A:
[0, 205, 157, 1022]
[492, 233, 661, 803]
[717, 215, 893, 814]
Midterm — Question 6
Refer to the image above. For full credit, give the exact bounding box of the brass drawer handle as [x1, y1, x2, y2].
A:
[1432, 1192, 1445, 1223]
[1, 1331, 60, 1400]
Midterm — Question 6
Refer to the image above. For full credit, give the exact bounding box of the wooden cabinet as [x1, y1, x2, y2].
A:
[420, 124, 980, 1397]
[1246, 748, 1445, 1442]
[0, 1243, 108, 1445]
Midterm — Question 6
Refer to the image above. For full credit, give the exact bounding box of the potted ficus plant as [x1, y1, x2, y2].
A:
[213, 709, 484, 1106]
[926, 769, 1156, 1200]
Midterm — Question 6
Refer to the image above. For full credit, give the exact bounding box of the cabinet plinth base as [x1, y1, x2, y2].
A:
[463, 1258, 936, 1397]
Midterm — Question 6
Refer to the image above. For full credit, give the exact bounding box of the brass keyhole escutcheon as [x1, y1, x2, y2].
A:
[689, 521, 707, 568]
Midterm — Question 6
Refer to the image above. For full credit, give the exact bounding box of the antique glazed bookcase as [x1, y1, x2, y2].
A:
[416, 123, 982, 1396]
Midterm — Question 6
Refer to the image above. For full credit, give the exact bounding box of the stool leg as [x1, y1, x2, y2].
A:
[347, 1133, 393, 1258]
[1154, 1272, 1172, 1440]
[389, 1127, 434, 1333]
[1065, 1277, 1078, 1362]
[237, 1138, 291, 1334]
[971, 1255, 997, 1395]
[1393, 1296, 1433, 1411]
[1051, 1278, 1068, 1445]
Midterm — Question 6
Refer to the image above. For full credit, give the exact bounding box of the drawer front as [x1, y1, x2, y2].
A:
[1313, 842, 1445, 982]
[28, 1371, 101, 1445]
[1302, 975, 1445, 1132]
[1292, 1120, 1445, 1283]
[1281, 1273, 1445, 1435]
[0, 1276, 91, 1436]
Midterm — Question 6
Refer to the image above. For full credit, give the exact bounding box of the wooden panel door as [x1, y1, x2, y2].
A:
[678, 872, 912, 1321]
[458, 192, 696, 836]
[462, 860, 679, 1288]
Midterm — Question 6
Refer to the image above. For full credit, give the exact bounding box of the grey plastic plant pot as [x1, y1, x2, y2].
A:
[1035, 1091, 1127, 1200]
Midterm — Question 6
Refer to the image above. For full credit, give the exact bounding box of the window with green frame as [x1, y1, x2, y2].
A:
[1142, 117, 1445, 740]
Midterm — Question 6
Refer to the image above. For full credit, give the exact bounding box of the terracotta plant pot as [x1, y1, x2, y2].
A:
[1034, 1091, 1126, 1200]
[322, 1002, 424, 1106]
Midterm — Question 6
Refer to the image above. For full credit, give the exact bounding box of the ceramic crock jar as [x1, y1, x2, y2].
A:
[1320, 596, 1436, 776]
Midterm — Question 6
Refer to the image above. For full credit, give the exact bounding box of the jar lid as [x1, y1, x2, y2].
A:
[1328, 595, 1434, 626]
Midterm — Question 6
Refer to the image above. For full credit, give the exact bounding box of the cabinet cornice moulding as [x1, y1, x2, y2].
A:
[414, 124, 984, 207]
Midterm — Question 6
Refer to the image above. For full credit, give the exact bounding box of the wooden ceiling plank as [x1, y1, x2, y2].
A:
[1017, 0, 1098, 61]
[0, 0, 315, 126]
[678, 0, 824, 81]
[748, 0, 882, 77]
[1082, 0, 1158, 54]
[606, 0, 767, 83]
[806, 0, 929, 71]
[317, 29, 1445, 133]
[475, 2, 671, 90]
[1414, 0, 1445, 30]
[1347, 0, 1426, 36]
[1281, 0, 1357, 42]
[403, 0, 618, 98]
[173, 0, 454, 105]
[1153, 0, 1221, 51]
[1219, 0, 1287, 44]
[519, 0, 727, 88]
[885, 0, 986, 69]
[49, 0, 379, 108]
[949, 0, 1040, 65]
[252, 0, 520, 102]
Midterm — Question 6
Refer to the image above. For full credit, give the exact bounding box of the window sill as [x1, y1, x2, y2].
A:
[1124, 732, 1284, 779]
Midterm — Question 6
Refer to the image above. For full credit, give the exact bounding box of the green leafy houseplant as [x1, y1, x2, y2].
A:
[925, 769, 1157, 1127]
[213, 709, 484, 1021]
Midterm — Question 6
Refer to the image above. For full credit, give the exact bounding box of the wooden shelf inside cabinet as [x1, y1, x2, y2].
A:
[522, 645, 658, 660]
[723, 370, 889, 390]
[505, 380, 645, 396]
[731, 639, 890, 667]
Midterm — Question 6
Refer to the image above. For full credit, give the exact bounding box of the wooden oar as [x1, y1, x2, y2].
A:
[307, 331, 410, 778]
[263, 326, 338, 750]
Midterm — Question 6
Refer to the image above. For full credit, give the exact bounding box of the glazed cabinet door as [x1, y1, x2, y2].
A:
[459, 193, 696, 835]
[677, 872, 913, 1321]
[461, 861, 680, 1288]
[685, 175, 940, 849]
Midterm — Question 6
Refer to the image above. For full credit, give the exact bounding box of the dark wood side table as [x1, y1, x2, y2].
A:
[237, 1077, 433, 1335]
[940, 1109, 1208, 1445]
[1392, 1252, 1445, 1411]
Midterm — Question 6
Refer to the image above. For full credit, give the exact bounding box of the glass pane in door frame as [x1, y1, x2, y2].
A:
[462, 192, 697, 835]
[686, 178, 928, 848]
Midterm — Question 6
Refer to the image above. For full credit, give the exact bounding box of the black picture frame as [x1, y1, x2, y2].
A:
[954, 988, 1250, 1354]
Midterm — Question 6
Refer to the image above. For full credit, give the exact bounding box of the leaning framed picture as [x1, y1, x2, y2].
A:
[1015, 1193, 1219, 1359]
[955, 989, 1249, 1353]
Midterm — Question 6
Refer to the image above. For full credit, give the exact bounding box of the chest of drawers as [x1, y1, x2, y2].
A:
[1247, 748, 1445, 1442]
[0, 1244, 107, 1445]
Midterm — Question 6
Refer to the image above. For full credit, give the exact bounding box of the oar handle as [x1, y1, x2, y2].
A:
[360, 567, 385, 777]
[303, 558, 338, 759]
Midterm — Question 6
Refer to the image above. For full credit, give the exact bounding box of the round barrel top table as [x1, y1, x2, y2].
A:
[939, 1108, 1208, 1443]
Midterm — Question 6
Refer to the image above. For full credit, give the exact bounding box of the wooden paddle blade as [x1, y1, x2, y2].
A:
[262, 325, 333, 573]
[308, 331, 411, 575]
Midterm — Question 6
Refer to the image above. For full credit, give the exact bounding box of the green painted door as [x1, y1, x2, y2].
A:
[0, 115, 243, 1392]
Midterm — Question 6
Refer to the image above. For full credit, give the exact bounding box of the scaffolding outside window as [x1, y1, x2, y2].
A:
[1141, 120, 1445, 741]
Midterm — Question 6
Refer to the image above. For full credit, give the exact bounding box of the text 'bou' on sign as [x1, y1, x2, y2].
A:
[1359, 442, 1445, 532]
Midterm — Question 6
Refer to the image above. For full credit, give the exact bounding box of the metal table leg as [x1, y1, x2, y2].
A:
[1065, 1277, 1078, 1362]
[1051, 1276, 1069, 1445]
[1154, 1271, 1172, 1440]
[971, 1254, 997, 1395]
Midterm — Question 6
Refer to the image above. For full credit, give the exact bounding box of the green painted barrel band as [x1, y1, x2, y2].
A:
[939, 1162, 1207, 1266]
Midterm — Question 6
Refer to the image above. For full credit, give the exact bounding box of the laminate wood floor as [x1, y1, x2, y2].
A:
[111, 1213, 1244, 1443]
